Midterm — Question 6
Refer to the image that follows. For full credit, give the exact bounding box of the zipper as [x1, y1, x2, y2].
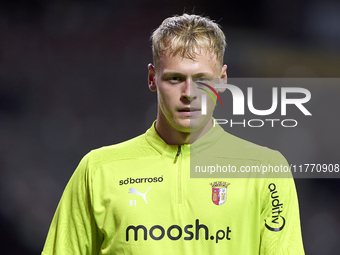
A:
[174, 145, 182, 206]
[173, 145, 181, 163]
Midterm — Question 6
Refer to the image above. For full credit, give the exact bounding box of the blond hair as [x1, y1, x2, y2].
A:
[151, 14, 226, 68]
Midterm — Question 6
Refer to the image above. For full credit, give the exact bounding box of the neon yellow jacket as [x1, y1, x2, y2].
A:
[42, 123, 304, 254]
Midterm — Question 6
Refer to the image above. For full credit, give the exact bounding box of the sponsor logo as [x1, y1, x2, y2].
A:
[210, 181, 230, 205]
[265, 183, 285, 232]
[126, 219, 231, 243]
[129, 187, 151, 204]
[119, 176, 163, 185]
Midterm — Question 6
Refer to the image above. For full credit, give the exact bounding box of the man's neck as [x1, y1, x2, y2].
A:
[154, 119, 213, 145]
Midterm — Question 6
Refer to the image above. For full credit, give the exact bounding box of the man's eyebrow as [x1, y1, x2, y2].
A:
[191, 73, 215, 78]
[161, 72, 215, 78]
[161, 72, 185, 77]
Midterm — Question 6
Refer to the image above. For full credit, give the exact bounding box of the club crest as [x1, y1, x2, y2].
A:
[210, 181, 230, 205]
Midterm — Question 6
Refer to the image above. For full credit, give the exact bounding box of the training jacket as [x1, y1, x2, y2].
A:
[42, 123, 304, 255]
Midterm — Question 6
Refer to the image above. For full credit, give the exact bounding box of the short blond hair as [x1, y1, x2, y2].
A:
[151, 14, 226, 68]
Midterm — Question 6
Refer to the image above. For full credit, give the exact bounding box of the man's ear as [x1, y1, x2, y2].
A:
[148, 64, 157, 92]
[218, 64, 227, 93]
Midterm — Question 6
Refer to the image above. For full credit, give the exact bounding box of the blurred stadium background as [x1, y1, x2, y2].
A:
[0, 0, 339, 254]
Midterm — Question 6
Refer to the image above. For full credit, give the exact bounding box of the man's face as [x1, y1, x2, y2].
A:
[148, 49, 227, 137]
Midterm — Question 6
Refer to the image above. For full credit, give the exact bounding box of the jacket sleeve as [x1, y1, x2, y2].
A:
[42, 153, 103, 255]
[259, 151, 305, 255]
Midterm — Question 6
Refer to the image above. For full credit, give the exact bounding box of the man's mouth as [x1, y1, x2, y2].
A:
[178, 108, 201, 116]
[178, 108, 200, 112]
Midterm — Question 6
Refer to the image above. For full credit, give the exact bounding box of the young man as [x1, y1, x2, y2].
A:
[42, 14, 304, 254]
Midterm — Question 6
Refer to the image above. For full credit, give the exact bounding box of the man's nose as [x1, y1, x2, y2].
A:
[181, 79, 196, 102]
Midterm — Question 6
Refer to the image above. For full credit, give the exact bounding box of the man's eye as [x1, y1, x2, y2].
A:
[194, 78, 211, 82]
[168, 77, 181, 83]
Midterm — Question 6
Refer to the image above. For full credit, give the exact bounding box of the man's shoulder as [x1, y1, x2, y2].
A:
[85, 132, 156, 166]
[213, 129, 284, 161]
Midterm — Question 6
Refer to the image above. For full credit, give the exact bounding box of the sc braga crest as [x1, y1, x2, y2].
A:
[210, 181, 230, 205]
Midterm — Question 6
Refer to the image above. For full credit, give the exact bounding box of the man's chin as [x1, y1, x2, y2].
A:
[174, 118, 209, 133]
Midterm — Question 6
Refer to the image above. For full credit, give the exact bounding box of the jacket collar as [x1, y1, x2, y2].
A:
[145, 120, 224, 157]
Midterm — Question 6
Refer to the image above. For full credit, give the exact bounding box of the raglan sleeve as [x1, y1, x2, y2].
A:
[259, 151, 305, 255]
[42, 152, 103, 255]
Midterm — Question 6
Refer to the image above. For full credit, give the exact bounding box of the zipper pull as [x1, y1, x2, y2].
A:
[173, 145, 181, 163]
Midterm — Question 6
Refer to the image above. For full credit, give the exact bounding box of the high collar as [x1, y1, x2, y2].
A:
[145, 120, 224, 157]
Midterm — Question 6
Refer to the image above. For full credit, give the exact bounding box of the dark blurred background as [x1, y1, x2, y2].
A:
[0, 0, 339, 254]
